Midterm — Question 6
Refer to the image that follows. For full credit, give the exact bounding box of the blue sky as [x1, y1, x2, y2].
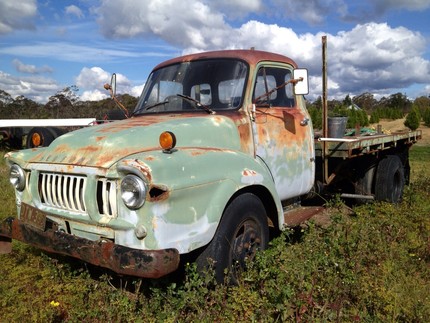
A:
[1, 0, 430, 103]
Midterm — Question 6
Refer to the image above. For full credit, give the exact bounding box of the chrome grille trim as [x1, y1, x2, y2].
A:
[97, 178, 117, 218]
[39, 173, 87, 214]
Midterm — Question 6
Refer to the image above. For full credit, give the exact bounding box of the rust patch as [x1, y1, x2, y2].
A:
[144, 156, 156, 161]
[283, 206, 325, 227]
[242, 169, 258, 176]
[0, 217, 180, 278]
[122, 159, 153, 182]
[190, 150, 207, 156]
[148, 184, 170, 202]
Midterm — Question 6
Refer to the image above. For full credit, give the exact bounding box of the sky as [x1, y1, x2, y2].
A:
[0, 0, 430, 104]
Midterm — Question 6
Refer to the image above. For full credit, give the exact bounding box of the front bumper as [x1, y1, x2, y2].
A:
[0, 217, 180, 279]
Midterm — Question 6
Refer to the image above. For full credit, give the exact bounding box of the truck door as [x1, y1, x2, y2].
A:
[251, 64, 315, 201]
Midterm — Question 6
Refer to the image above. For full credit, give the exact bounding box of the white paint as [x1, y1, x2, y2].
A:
[0, 118, 97, 127]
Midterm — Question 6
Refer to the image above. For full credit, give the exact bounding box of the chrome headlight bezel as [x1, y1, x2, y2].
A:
[120, 174, 147, 210]
[10, 164, 26, 191]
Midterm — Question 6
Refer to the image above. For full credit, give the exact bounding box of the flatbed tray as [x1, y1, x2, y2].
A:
[314, 129, 422, 158]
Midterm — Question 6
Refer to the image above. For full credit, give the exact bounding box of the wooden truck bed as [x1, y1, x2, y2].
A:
[314, 129, 422, 159]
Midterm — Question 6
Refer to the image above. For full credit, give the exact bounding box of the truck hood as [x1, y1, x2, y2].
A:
[27, 114, 243, 168]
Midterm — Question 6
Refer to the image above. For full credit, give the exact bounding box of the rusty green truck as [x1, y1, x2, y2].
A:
[0, 50, 422, 282]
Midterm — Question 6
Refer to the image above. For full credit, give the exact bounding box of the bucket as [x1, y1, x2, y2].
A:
[328, 117, 348, 138]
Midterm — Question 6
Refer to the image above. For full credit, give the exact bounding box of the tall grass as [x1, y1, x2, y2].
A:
[1, 148, 429, 322]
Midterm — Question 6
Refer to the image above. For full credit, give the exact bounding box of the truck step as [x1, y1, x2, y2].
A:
[283, 206, 325, 227]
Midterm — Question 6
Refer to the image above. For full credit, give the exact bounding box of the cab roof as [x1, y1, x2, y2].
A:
[153, 49, 298, 71]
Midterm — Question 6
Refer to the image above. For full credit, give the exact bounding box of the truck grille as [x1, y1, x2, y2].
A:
[39, 173, 87, 213]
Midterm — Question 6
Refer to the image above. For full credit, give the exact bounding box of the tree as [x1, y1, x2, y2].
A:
[353, 92, 376, 112]
[45, 86, 79, 118]
[369, 110, 380, 124]
[404, 108, 421, 130]
[423, 108, 430, 127]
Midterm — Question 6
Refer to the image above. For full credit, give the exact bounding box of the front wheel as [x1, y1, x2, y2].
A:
[196, 193, 269, 284]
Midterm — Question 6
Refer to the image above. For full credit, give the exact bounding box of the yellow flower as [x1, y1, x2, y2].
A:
[50, 300, 60, 307]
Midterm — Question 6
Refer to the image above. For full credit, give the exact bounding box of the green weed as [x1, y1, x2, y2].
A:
[0, 150, 429, 321]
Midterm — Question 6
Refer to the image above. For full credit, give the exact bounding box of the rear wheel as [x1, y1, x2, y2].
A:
[374, 155, 405, 203]
[196, 193, 269, 284]
[355, 164, 376, 204]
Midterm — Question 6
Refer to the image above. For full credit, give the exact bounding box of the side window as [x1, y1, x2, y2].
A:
[191, 83, 212, 105]
[253, 66, 295, 107]
[219, 77, 245, 108]
[254, 74, 276, 101]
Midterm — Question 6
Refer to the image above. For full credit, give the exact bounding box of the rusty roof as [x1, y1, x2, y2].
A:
[153, 49, 298, 71]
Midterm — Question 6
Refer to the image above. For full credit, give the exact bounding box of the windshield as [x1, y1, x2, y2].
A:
[134, 59, 248, 115]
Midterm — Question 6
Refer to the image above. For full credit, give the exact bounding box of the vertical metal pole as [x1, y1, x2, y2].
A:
[322, 36, 329, 183]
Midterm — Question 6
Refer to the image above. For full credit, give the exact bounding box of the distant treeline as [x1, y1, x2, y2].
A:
[0, 87, 138, 121]
[307, 93, 430, 130]
[1, 87, 430, 130]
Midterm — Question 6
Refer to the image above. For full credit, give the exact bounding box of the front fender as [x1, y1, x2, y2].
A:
[116, 148, 282, 254]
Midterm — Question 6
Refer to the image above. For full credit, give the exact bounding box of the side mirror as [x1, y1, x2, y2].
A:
[110, 73, 117, 97]
[103, 73, 129, 119]
[293, 68, 309, 95]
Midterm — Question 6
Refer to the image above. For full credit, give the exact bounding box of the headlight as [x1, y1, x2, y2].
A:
[120, 175, 147, 209]
[10, 164, 26, 191]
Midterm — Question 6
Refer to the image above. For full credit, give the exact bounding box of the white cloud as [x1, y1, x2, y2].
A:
[80, 89, 108, 101]
[96, 0, 230, 48]
[75, 66, 134, 98]
[328, 23, 430, 95]
[131, 84, 144, 97]
[0, 0, 37, 34]
[0, 71, 60, 102]
[75, 67, 112, 89]
[12, 59, 53, 74]
[92, 0, 430, 99]
[65, 5, 84, 19]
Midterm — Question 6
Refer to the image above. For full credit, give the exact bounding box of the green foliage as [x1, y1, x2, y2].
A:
[404, 108, 421, 130]
[369, 110, 380, 123]
[307, 105, 322, 130]
[0, 88, 137, 120]
[423, 107, 430, 127]
[1, 151, 430, 321]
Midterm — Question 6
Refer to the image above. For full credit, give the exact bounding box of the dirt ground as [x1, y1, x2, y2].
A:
[374, 118, 430, 146]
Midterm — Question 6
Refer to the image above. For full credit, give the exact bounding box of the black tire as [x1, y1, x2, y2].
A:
[374, 155, 405, 203]
[355, 164, 376, 204]
[26, 127, 55, 148]
[196, 193, 269, 284]
[47, 126, 67, 138]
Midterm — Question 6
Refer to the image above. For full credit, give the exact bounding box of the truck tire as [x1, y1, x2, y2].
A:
[196, 193, 269, 284]
[374, 155, 405, 203]
[355, 164, 376, 204]
[26, 127, 55, 148]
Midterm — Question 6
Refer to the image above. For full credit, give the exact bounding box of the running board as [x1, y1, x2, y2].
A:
[283, 206, 325, 227]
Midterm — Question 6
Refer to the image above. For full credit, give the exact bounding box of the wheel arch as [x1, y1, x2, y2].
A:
[222, 184, 280, 232]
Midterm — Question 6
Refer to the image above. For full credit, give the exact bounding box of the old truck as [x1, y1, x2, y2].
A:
[0, 49, 422, 282]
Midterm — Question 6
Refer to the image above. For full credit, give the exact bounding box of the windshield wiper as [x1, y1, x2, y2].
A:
[133, 94, 215, 116]
[176, 94, 215, 114]
[132, 100, 169, 116]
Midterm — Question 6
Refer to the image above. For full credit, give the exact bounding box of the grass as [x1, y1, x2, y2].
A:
[0, 147, 429, 322]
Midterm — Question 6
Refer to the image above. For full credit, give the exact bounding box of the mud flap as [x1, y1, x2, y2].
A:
[0, 236, 12, 254]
